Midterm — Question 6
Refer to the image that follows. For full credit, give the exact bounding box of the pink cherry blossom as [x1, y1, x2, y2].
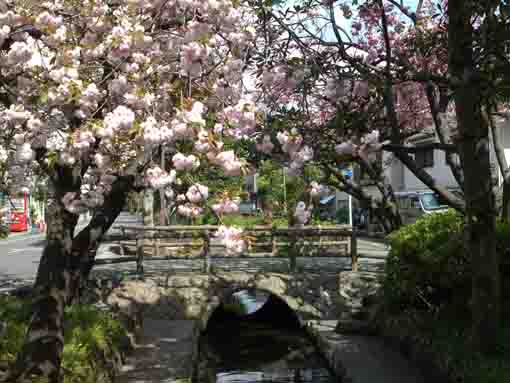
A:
[215, 225, 246, 255]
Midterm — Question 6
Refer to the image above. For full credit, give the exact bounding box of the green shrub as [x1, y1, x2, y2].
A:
[384, 210, 468, 311]
[0, 297, 128, 383]
[377, 309, 510, 383]
[496, 220, 510, 258]
[382, 212, 510, 383]
[0, 225, 9, 239]
[385, 210, 510, 312]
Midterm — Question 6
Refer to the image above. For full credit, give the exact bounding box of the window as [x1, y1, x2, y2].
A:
[419, 193, 447, 211]
[415, 148, 434, 168]
[397, 195, 420, 210]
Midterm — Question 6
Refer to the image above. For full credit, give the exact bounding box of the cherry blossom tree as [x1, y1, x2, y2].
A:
[249, 0, 510, 350]
[0, 0, 263, 381]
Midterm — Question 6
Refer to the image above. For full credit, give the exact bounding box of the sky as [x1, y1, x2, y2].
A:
[278, 0, 422, 41]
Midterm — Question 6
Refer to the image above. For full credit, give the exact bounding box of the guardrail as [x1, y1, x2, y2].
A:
[99, 225, 358, 275]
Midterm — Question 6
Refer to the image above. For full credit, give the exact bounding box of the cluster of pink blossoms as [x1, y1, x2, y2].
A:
[276, 130, 314, 175]
[256, 135, 274, 154]
[261, 65, 306, 103]
[172, 153, 200, 171]
[215, 225, 247, 255]
[335, 130, 381, 159]
[212, 197, 240, 215]
[146, 167, 177, 190]
[177, 204, 204, 218]
[186, 184, 209, 204]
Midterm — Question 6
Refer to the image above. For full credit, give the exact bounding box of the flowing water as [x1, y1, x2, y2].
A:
[197, 290, 336, 383]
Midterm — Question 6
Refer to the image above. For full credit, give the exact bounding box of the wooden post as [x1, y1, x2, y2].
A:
[271, 227, 277, 256]
[289, 227, 299, 272]
[119, 227, 126, 256]
[350, 228, 358, 272]
[136, 233, 144, 278]
[202, 229, 211, 274]
[154, 234, 159, 257]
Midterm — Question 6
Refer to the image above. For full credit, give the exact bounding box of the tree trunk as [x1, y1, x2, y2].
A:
[74, 176, 135, 284]
[371, 203, 401, 234]
[449, 0, 501, 352]
[5, 176, 134, 383]
[6, 181, 79, 383]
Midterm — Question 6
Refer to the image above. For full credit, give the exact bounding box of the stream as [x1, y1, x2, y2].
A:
[197, 290, 336, 383]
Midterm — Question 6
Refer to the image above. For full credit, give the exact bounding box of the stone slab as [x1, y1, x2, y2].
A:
[116, 319, 196, 383]
[306, 320, 426, 383]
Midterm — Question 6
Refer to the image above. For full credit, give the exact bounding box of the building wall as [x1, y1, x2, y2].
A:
[380, 120, 510, 192]
[402, 149, 459, 191]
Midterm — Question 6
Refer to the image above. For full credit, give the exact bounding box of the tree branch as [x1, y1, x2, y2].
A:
[487, 106, 510, 181]
[424, 83, 464, 187]
[378, 0, 465, 212]
[382, 142, 457, 153]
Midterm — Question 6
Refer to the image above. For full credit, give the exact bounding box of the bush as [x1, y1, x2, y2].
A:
[381, 211, 510, 383]
[0, 297, 128, 383]
[385, 210, 510, 312]
[384, 210, 468, 311]
[376, 308, 510, 383]
[496, 220, 510, 258]
[0, 225, 9, 239]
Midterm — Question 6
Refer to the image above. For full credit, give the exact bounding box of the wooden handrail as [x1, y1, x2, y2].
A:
[103, 224, 359, 275]
[112, 224, 352, 233]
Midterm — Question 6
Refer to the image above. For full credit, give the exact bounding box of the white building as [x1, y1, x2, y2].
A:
[333, 118, 510, 227]
[378, 118, 510, 195]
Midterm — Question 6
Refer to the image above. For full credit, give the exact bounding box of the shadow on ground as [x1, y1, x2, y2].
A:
[0, 272, 34, 295]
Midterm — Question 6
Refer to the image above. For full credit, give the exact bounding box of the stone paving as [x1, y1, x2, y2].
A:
[308, 321, 426, 383]
[117, 320, 195, 383]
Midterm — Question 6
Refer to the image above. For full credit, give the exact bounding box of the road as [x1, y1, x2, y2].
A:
[0, 212, 143, 293]
[0, 231, 46, 291]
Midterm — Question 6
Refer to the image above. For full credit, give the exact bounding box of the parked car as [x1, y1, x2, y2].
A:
[394, 190, 452, 225]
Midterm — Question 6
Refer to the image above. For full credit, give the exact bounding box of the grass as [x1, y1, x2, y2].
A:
[208, 214, 340, 229]
[0, 296, 129, 383]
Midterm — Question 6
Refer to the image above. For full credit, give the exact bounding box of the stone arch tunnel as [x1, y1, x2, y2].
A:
[204, 288, 302, 332]
[104, 271, 369, 329]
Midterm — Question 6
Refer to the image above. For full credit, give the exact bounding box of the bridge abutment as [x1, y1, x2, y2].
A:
[86, 270, 382, 382]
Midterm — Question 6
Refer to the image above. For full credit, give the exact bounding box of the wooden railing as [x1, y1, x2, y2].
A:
[98, 225, 358, 275]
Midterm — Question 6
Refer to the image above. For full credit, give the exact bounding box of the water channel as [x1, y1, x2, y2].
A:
[197, 289, 337, 383]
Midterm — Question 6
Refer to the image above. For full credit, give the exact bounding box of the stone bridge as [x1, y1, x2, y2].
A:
[91, 269, 381, 335]
[85, 231, 389, 381]
[86, 269, 384, 382]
